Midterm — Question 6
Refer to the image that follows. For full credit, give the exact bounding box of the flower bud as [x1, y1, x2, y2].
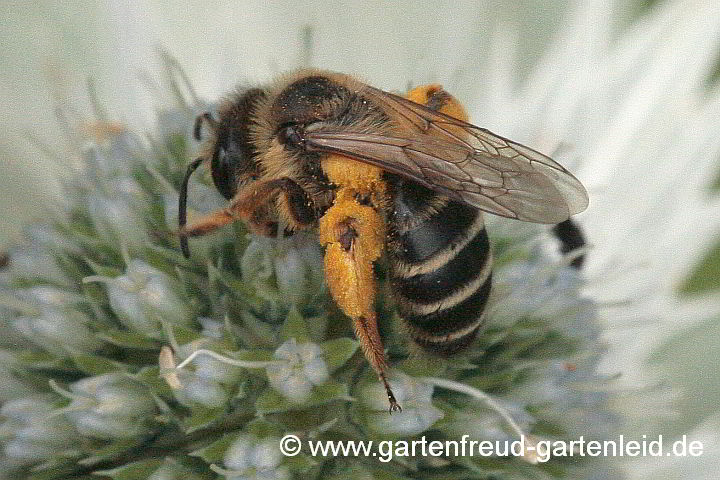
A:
[24, 224, 81, 255]
[241, 233, 324, 310]
[82, 130, 141, 180]
[5, 224, 80, 286]
[62, 373, 157, 439]
[15, 285, 85, 307]
[272, 236, 324, 306]
[87, 178, 147, 246]
[7, 246, 68, 286]
[12, 307, 102, 355]
[102, 259, 192, 337]
[0, 395, 79, 466]
[172, 372, 228, 408]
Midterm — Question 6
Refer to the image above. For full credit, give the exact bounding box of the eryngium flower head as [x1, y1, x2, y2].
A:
[0, 38, 641, 480]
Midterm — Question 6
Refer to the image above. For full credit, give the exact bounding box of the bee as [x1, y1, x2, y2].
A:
[178, 70, 589, 412]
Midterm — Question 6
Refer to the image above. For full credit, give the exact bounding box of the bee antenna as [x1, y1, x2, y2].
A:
[179, 157, 204, 258]
[193, 112, 218, 141]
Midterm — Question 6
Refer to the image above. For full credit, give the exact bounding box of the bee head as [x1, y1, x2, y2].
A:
[204, 88, 267, 199]
[178, 87, 267, 257]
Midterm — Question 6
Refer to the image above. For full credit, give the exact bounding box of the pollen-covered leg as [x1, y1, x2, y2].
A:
[318, 197, 400, 411]
[406, 84, 469, 122]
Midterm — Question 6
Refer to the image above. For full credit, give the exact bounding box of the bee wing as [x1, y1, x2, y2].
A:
[304, 88, 588, 223]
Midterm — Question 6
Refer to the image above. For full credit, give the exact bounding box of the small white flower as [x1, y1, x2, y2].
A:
[222, 434, 288, 480]
[172, 371, 229, 408]
[266, 338, 329, 403]
[166, 340, 244, 407]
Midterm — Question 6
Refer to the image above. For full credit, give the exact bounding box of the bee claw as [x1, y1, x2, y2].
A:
[388, 401, 402, 413]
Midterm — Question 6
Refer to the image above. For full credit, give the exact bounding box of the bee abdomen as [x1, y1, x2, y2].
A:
[388, 191, 492, 355]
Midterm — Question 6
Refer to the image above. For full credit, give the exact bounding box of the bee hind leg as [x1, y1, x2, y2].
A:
[318, 198, 400, 412]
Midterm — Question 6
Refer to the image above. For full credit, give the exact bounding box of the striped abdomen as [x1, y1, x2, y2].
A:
[386, 180, 492, 355]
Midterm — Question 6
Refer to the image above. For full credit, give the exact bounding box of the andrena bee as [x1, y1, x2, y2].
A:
[178, 70, 589, 412]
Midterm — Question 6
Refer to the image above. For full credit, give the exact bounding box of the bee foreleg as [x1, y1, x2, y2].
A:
[226, 178, 315, 232]
[318, 198, 400, 412]
[180, 178, 315, 245]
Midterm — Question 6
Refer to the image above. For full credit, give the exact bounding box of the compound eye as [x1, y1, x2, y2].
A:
[277, 123, 305, 149]
[211, 145, 236, 200]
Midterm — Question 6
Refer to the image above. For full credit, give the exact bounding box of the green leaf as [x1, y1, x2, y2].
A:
[279, 307, 311, 343]
[240, 311, 277, 346]
[321, 338, 358, 372]
[143, 242, 193, 269]
[183, 406, 227, 433]
[26, 464, 92, 480]
[85, 260, 123, 278]
[213, 348, 273, 365]
[93, 459, 164, 479]
[245, 418, 284, 438]
[256, 382, 351, 414]
[71, 353, 128, 375]
[15, 350, 71, 371]
[190, 433, 238, 463]
[134, 366, 174, 399]
[78, 439, 145, 466]
[170, 324, 204, 345]
[284, 453, 317, 473]
[96, 328, 158, 349]
[206, 263, 264, 311]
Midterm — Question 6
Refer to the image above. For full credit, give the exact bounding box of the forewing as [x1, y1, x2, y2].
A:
[305, 87, 588, 224]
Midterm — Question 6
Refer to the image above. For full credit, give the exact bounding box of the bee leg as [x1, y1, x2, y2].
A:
[224, 178, 316, 232]
[552, 218, 586, 269]
[179, 178, 315, 252]
[318, 198, 400, 412]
